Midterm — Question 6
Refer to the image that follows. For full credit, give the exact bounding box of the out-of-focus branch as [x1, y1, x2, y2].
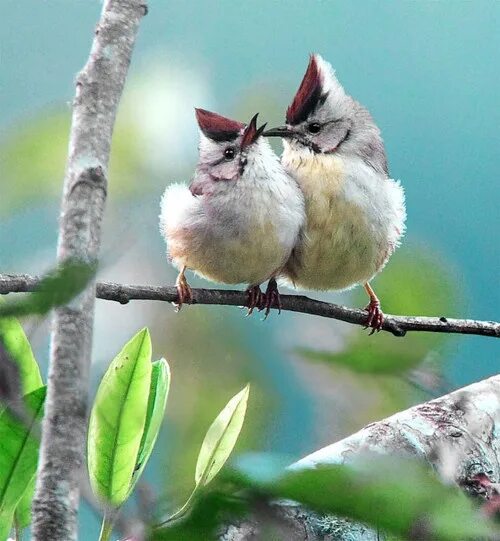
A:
[221, 375, 500, 540]
[30, 2, 147, 540]
[1, 274, 499, 338]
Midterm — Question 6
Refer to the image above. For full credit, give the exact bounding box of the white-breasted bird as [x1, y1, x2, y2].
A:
[160, 109, 305, 314]
[264, 54, 406, 331]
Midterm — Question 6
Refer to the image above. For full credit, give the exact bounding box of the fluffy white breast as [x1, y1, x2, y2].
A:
[160, 140, 305, 286]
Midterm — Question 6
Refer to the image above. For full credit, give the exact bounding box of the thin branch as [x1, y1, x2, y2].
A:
[30, 2, 147, 540]
[1, 274, 498, 338]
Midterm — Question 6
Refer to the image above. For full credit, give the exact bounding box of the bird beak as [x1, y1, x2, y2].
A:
[262, 125, 295, 139]
[241, 113, 267, 149]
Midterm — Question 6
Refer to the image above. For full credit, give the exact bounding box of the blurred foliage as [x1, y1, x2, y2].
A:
[152, 454, 495, 541]
[300, 246, 461, 375]
[0, 108, 146, 216]
[294, 246, 461, 433]
[0, 260, 96, 318]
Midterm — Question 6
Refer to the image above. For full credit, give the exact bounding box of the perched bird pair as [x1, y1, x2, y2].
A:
[160, 54, 406, 330]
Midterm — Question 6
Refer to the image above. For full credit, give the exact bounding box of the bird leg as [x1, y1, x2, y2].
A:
[261, 277, 282, 319]
[174, 266, 192, 311]
[245, 285, 264, 316]
[363, 282, 384, 334]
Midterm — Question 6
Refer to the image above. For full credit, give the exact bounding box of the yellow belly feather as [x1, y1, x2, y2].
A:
[285, 154, 378, 290]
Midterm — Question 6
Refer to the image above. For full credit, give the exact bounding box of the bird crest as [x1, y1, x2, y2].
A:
[286, 54, 329, 125]
[241, 113, 267, 149]
[195, 108, 245, 142]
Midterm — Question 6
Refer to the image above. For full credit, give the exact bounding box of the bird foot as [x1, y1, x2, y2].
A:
[364, 299, 384, 335]
[246, 285, 264, 316]
[261, 278, 282, 319]
[174, 273, 192, 311]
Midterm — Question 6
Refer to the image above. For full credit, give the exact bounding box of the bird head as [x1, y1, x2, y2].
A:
[195, 109, 267, 182]
[264, 54, 356, 155]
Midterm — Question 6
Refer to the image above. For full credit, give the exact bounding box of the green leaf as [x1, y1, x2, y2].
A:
[0, 386, 46, 516]
[0, 511, 12, 541]
[88, 328, 153, 507]
[0, 260, 96, 318]
[14, 478, 34, 530]
[0, 313, 43, 396]
[297, 337, 421, 375]
[195, 385, 249, 487]
[259, 457, 493, 541]
[127, 358, 170, 496]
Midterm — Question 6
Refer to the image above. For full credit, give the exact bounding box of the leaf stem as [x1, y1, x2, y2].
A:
[14, 517, 22, 541]
[155, 486, 199, 528]
[98, 514, 115, 541]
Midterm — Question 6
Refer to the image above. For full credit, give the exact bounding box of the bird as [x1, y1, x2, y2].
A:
[159, 108, 305, 315]
[264, 54, 406, 332]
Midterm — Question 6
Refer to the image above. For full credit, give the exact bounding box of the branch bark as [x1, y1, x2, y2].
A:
[221, 375, 500, 540]
[1, 274, 499, 339]
[30, 2, 146, 540]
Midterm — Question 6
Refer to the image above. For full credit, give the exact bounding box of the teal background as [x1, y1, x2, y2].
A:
[1, 1, 499, 538]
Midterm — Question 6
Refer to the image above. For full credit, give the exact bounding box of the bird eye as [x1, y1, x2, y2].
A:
[307, 123, 321, 134]
[224, 147, 235, 160]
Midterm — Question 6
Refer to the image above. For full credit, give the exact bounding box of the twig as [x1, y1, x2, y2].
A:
[30, 2, 147, 540]
[1, 274, 498, 338]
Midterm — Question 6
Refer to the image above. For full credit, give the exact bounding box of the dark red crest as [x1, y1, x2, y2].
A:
[241, 113, 267, 149]
[195, 108, 245, 142]
[286, 55, 326, 125]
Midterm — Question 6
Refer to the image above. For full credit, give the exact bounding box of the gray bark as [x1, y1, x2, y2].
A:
[221, 375, 500, 540]
[1, 274, 499, 338]
[31, 2, 147, 540]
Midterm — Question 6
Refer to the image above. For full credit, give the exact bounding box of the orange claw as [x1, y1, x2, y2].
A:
[363, 282, 384, 334]
[174, 266, 192, 311]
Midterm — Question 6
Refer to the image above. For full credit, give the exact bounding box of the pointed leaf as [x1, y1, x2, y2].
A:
[195, 385, 249, 487]
[88, 328, 153, 507]
[0, 386, 46, 515]
[128, 358, 170, 496]
[14, 478, 34, 530]
[0, 314, 43, 396]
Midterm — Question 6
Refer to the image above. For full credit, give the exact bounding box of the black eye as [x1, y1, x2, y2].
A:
[224, 147, 235, 160]
[307, 122, 321, 134]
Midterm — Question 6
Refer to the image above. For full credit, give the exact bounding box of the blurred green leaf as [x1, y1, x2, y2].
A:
[128, 358, 170, 497]
[0, 260, 96, 319]
[88, 328, 152, 507]
[0, 313, 43, 396]
[300, 247, 462, 377]
[0, 386, 46, 516]
[231, 456, 493, 541]
[297, 337, 423, 375]
[0, 108, 146, 217]
[14, 478, 34, 530]
[195, 384, 250, 487]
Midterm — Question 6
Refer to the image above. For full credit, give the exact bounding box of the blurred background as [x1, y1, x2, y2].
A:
[1, 1, 499, 538]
